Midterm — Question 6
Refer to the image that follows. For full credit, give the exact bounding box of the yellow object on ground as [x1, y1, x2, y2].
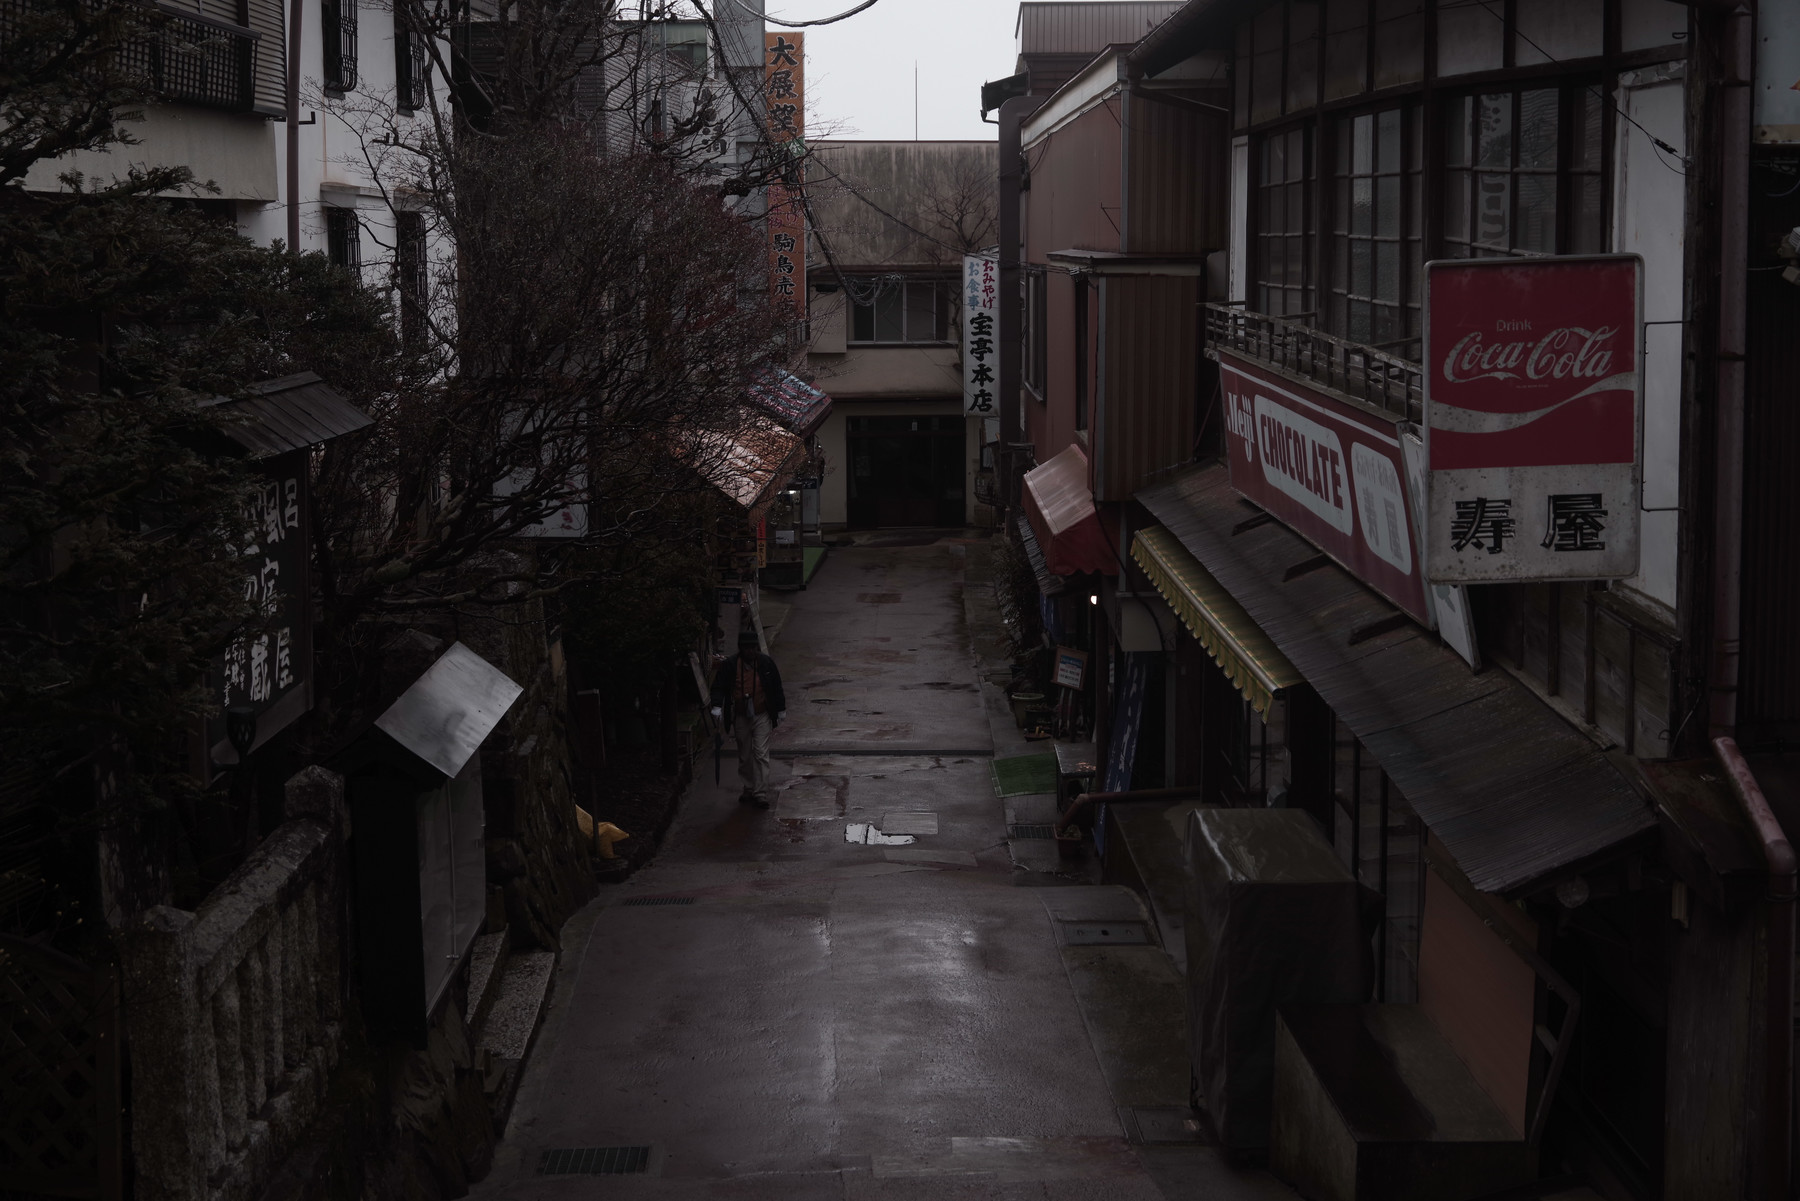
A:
[575, 807, 632, 859]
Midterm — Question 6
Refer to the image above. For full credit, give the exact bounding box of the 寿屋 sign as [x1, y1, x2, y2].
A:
[962, 253, 997, 415]
[1219, 354, 1429, 623]
[1424, 255, 1642, 583]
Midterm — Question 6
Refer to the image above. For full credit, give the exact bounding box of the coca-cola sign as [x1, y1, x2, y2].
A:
[1220, 354, 1429, 623]
[1424, 256, 1642, 582]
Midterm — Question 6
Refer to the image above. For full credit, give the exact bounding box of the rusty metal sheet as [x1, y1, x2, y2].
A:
[1138, 464, 1654, 895]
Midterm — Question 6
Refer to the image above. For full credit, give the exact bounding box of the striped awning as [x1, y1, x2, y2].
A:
[1131, 525, 1301, 716]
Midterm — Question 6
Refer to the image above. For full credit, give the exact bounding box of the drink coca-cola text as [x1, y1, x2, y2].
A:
[1441, 326, 1618, 384]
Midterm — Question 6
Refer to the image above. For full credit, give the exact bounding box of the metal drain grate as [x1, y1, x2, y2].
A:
[538, 1146, 652, 1175]
[1060, 920, 1154, 946]
[1008, 823, 1056, 840]
[619, 896, 696, 907]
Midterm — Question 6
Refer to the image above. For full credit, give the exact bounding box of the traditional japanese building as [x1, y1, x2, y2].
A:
[989, 0, 1800, 1196]
[804, 140, 999, 530]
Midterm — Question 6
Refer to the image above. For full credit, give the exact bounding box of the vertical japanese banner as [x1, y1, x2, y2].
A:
[962, 253, 998, 415]
[207, 450, 312, 765]
[764, 32, 805, 329]
[1424, 255, 1642, 583]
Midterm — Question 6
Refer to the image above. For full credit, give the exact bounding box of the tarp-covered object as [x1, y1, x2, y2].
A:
[1186, 808, 1375, 1153]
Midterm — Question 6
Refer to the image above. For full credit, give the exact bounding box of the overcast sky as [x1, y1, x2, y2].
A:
[786, 0, 1023, 142]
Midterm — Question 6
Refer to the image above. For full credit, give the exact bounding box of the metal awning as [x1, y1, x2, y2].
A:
[745, 369, 833, 439]
[1021, 443, 1113, 576]
[696, 413, 810, 517]
[1137, 464, 1655, 896]
[1132, 526, 1299, 716]
[207, 372, 373, 458]
[1045, 249, 1214, 276]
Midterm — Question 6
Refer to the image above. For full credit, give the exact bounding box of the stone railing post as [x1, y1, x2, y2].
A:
[118, 905, 216, 1201]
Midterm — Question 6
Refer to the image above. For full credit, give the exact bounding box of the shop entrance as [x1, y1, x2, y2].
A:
[846, 414, 965, 528]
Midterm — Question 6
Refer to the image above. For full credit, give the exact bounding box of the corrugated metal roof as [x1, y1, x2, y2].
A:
[1016, 2, 1185, 54]
[1138, 464, 1656, 896]
[694, 413, 809, 516]
[212, 372, 373, 458]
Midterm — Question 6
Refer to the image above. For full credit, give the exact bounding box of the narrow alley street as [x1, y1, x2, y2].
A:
[469, 537, 1296, 1200]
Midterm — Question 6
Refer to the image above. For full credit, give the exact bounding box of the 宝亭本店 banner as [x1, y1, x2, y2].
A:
[1424, 255, 1642, 583]
[1220, 354, 1430, 623]
[962, 254, 997, 416]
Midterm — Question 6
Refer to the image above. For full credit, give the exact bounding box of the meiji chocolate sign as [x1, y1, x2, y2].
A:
[1220, 354, 1429, 622]
[1425, 255, 1642, 582]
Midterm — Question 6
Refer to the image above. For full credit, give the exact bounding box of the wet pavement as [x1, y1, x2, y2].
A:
[470, 534, 1295, 1200]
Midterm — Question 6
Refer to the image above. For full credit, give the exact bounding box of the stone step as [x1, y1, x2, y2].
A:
[467, 930, 510, 1030]
[473, 949, 556, 1129]
[475, 949, 556, 1062]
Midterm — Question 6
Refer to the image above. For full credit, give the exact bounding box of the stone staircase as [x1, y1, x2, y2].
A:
[468, 926, 557, 1130]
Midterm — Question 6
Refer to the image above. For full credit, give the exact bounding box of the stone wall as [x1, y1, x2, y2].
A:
[453, 546, 594, 952]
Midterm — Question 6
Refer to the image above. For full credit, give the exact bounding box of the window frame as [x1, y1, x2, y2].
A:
[847, 277, 956, 346]
[1251, 121, 1316, 321]
[325, 206, 361, 273]
[1438, 80, 1609, 261]
[322, 0, 358, 92]
[1323, 101, 1423, 348]
[394, 18, 428, 112]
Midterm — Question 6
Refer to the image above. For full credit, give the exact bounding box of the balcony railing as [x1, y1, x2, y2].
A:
[126, 5, 260, 112]
[1203, 303, 1423, 424]
[0, 0, 259, 114]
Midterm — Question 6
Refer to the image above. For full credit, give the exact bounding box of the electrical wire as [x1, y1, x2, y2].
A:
[1467, 0, 1687, 174]
[717, 0, 884, 28]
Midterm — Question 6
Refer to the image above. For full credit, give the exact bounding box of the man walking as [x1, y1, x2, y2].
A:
[711, 628, 785, 809]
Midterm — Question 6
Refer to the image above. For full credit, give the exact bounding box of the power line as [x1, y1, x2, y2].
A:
[717, 0, 884, 28]
[1466, 0, 1686, 174]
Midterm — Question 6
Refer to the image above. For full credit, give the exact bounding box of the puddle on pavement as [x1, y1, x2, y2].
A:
[844, 823, 915, 846]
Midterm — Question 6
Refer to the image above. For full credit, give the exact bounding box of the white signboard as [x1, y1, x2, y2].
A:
[962, 253, 998, 416]
[1424, 255, 1642, 583]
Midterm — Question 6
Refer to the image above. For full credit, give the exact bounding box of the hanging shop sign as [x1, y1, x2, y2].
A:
[1423, 255, 1642, 583]
[1219, 354, 1429, 623]
[207, 450, 312, 765]
[764, 31, 806, 328]
[1054, 646, 1089, 691]
[962, 253, 998, 415]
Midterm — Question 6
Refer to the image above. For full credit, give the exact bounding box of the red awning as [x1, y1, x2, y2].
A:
[1022, 443, 1113, 577]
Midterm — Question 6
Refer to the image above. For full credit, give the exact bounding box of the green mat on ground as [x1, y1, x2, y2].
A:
[992, 753, 1058, 798]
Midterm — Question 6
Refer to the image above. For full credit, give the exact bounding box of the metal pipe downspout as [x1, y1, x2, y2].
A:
[997, 95, 1045, 517]
[286, 0, 303, 251]
[1716, 736, 1795, 1201]
[1708, 0, 1754, 739]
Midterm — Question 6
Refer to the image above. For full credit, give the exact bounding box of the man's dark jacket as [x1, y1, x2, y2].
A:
[711, 652, 786, 723]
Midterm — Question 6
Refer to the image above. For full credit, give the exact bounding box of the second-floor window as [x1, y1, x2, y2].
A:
[395, 19, 428, 112]
[1255, 125, 1312, 320]
[326, 206, 361, 273]
[1441, 85, 1606, 259]
[323, 0, 358, 92]
[1328, 105, 1421, 346]
[850, 279, 953, 344]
